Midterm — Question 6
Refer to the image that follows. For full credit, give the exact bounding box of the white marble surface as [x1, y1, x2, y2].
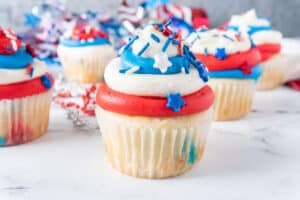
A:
[0, 86, 299, 200]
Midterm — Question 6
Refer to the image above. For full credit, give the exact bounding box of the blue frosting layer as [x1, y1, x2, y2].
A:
[209, 64, 262, 80]
[0, 47, 33, 69]
[119, 45, 209, 82]
[120, 49, 189, 74]
[59, 37, 110, 47]
[227, 25, 272, 36]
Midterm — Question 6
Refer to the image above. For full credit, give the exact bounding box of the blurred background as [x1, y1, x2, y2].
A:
[0, 0, 299, 37]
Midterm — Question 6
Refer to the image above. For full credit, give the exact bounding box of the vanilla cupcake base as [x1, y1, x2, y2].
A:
[208, 78, 255, 121]
[96, 106, 213, 179]
[0, 90, 52, 146]
[257, 53, 286, 90]
[57, 45, 116, 84]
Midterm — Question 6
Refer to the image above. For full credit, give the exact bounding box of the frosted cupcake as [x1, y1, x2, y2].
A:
[57, 24, 116, 83]
[96, 23, 214, 179]
[227, 9, 284, 90]
[0, 28, 54, 146]
[186, 29, 261, 121]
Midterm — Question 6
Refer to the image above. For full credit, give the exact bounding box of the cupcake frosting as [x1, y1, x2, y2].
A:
[60, 24, 110, 47]
[227, 9, 282, 45]
[0, 28, 53, 99]
[186, 28, 262, 80]
[185, 29, 251, 55]
[98, 22, 214, 116]
[106, 23, 209, 97]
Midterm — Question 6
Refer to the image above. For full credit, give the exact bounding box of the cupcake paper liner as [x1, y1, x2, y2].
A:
[0, 90, 52, 146]
[57, 45, 116, 84]
[208, 78, 256, 121]
[96, 106, 213, 179]
[257, 53, 286, 90]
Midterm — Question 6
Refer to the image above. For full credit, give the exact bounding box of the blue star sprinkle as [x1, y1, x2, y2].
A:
[24, 13, 41, 28]
[41, 75, 52, 89]
[166, 93, 186, 112]
[215, 48, 227, 60]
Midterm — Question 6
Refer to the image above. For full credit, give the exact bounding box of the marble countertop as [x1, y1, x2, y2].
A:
[0, 86, 299, 200]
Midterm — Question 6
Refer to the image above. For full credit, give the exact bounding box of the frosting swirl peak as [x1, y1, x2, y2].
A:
[105, 21, 210, 98]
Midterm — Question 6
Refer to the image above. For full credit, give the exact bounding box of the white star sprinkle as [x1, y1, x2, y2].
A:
[153, 52, 172, 73]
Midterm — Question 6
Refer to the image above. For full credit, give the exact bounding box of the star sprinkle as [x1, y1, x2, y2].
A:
[24, 13, 41, 28]
[153, 52, 172, 73]
[215, 48, 227, 60]
[166, 93, 186, 112]
[41, 75, 52, 89]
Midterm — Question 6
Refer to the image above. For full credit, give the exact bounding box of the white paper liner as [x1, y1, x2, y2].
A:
[57, 45, 116, 83]
[209, 78, 256, 121]
[0, 90, 52, 146]
[96, 106, 213, 179]
[282, 38, 300, 82]
[257, 53, 286, 90]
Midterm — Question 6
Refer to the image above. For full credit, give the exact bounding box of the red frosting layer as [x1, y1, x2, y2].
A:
[0, 73, 54, 99]
[96, 83, 214, 117]
[196, 48, 261, 74]
[257, 43, 281, 62]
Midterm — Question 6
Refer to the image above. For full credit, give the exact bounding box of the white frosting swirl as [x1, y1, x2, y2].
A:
[228, 9, 282, 45]
[228, 9, 270, 27]
[104, 58, 206, 97]
[130, 25, 179, 57]
[0, 60, 48, 85]
[251, 30, 282, 45]
[185, 29, 251, 55]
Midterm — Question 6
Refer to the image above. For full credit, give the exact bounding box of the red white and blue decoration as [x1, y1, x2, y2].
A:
[0, 28, 22, 55]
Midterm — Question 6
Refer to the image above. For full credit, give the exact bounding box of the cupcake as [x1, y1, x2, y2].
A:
[186, 29, 261, 121]
[96, 23, 214, 179]
[57, 24, 116, 83]
[0, 28, 54, 146]
[227, 9, 285, 90]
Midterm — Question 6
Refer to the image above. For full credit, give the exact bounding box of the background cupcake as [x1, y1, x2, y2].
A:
[186, 29, 261, 121]
[96, 23, 214, 179]
[227, 9, 285, 90]
[57, 24, 116, 83]
[0, 28, 54, 146]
